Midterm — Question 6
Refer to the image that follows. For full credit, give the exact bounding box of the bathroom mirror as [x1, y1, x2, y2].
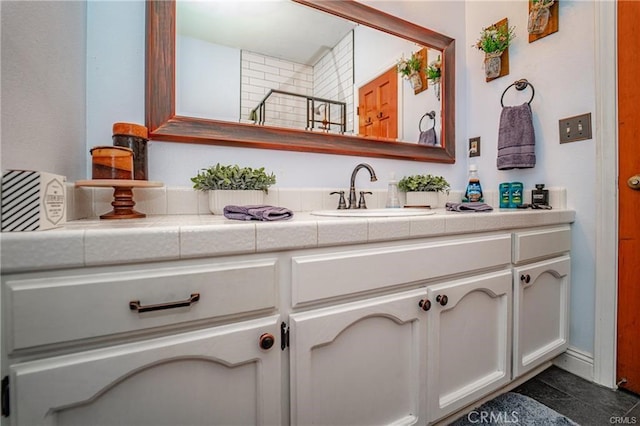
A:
[146, 0, 456, 163]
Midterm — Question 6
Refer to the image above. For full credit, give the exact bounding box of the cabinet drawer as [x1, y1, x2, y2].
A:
[512, 226, 571, 264]
[4, 259, 277, 352]
[292, 234, 511, 306]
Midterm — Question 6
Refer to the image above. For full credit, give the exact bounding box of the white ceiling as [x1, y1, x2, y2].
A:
[177, 0, 357, 66]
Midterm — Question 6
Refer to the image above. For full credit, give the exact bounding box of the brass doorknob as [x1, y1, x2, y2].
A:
[628, 175, 640, 190]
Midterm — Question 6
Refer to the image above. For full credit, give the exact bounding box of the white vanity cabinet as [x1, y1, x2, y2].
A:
[511, 226, 571, 379]
[289, 288, 429, 426]
[426, 270, 512, 423]
[1, 218, 574, 426]
[287, 233, 513, 426]
[9, 316, 282, 426]
[1, 257, 283, 426]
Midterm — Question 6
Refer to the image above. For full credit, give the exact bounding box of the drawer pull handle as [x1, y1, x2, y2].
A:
[520, 274, 531, 284]
[129, 293, 200, 313]
[436, 295, 448, 306]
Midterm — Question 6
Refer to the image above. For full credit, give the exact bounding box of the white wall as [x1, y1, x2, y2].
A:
[1, 0, 86, 181]
[177, 35, 241, 121]
[464, 0, 597, 354]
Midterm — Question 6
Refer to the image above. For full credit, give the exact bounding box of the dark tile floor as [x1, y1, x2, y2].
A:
[513, 366, 640, 425]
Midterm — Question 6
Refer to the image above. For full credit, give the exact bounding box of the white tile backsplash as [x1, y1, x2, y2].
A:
[68, 186, 568, 219]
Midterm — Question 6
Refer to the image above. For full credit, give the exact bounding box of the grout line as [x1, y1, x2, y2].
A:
[622, 400, 640, 417]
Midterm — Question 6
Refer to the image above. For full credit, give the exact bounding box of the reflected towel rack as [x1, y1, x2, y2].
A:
[501, 79, 535, 107]
[419, 110, 436, 131]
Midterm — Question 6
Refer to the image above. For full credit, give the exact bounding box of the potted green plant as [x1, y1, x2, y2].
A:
[191, 163, 276, 214]
[398, 174, 450, 207]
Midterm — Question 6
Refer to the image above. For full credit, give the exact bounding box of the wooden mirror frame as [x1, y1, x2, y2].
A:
[146, 0, 456, 163]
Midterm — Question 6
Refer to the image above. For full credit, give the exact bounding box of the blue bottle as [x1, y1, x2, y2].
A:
[463, 165, 483, 202]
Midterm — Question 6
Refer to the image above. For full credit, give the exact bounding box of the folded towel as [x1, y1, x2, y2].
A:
[497, 103, 536, 170]
[223, 205, 293, 221]
[446, 202, 494, 213]
[418, 128, 437, 146]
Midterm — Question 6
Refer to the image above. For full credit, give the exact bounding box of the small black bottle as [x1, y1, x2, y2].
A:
[531, 184, 549, 206]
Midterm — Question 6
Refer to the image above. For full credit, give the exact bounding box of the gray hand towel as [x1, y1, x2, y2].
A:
[418, 128, 437, 146]
[223, 205, 293, 221]
[497, 103, 536, 170]
[446, 202, 493, 212]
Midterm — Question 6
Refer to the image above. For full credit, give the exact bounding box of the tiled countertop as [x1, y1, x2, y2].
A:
[0, 209, 575, 274]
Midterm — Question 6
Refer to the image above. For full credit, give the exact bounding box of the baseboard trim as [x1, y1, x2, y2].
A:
[553, 346, 595, 382]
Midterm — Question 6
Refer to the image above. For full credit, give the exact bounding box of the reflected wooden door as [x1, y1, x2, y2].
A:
[358, 67, 398, 139]
[617, 0, 640, 396]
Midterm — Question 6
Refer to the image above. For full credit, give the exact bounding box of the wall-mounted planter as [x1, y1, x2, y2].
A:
[485, 18, 511, 83]
[413, 48, 428, 95]
[528, 0, 559, 43]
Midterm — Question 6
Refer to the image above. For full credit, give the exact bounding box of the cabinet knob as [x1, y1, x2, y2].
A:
[418, 299, 431, 311]
[259, 333, 275, 350]
[520, 274, 531, 283]
[436, 295, 448, 306]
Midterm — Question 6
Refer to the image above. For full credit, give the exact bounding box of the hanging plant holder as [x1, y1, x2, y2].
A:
[528, 0, 559, 43]
[409, 73, 423, 91]
[528, 6, 550, 34]
[484, 51, 504, 79]
[430, 78, 441, 101]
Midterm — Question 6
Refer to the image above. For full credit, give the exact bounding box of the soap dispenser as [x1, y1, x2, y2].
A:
[386, 173, 401, 208]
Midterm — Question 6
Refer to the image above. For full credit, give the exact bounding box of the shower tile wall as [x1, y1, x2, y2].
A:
[313, 31, 354, 134]
[240, 33, 353, 134]
[241, 51, 313, 128]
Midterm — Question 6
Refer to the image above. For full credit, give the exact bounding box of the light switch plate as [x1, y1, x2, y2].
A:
[469, 137, 481, 157]
[559, 113, 592, 143]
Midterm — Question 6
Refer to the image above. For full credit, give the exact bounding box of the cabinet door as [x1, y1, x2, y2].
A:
[9, 316, 281, 426]
[513, 255, 570, 378]
[426, 271, 512, 423]
[289, 288, 428, 426]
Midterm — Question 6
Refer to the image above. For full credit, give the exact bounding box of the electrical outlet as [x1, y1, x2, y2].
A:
[559, 113, 592, 143]
[469, 137, 481, 157]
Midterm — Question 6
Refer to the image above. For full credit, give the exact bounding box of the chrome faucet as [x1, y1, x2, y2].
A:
[348, 163, 377, 209]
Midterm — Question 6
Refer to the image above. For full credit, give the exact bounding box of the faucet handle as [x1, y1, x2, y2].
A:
[358, 191, 373, 209]
[330, 191, 347, 209]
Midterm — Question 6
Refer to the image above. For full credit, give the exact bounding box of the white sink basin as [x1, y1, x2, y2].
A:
[310, 208, 436, 218]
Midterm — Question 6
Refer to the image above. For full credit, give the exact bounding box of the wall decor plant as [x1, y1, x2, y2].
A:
[191, 163, 276, 214]
[396, 48, 427, 94]
[426, 54, 442, 101]
[528, 0, 559, 43]
[473, 18, 515, 82]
